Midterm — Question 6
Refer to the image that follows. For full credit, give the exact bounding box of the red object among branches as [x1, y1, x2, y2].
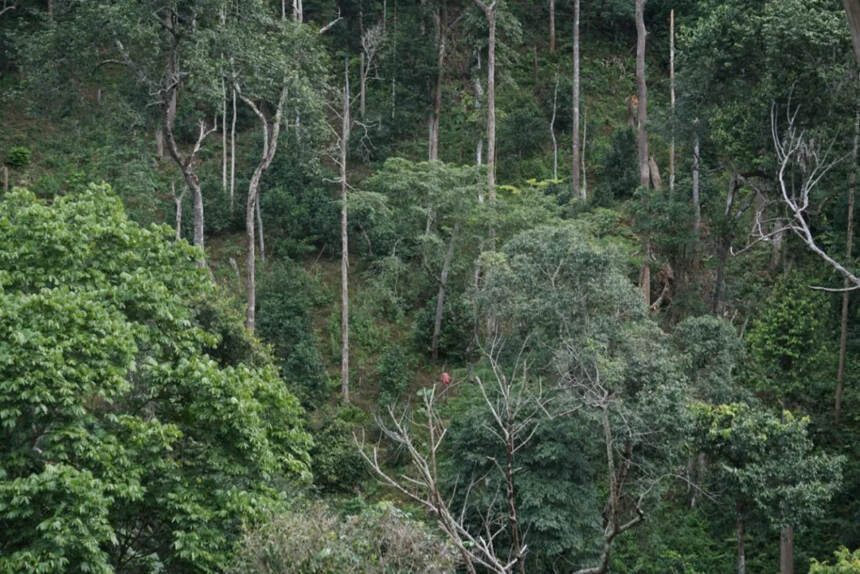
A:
[440, 372, 451, 386]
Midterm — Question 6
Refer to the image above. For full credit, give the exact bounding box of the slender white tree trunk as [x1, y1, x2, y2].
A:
[635, 0, 651, 305]
[430, 2, 446, 161]
[572, 0, 581, 198]
[551, 75, 559, 180]
[222, 80, 228, 193]
[693, 126, 701, 235]
[549, 0, 555, 53]
[230, 88, 237, 210]
[341, 61, 351, 404]
[432, 226, 458, 360]
[669, 9, 675, 195]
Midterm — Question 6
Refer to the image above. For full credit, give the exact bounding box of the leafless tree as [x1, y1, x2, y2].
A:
[763, 103, 858, 290]
[0, 0, 17, 17]
[360, 22, 384, 120]
[357, 343, 550, 574]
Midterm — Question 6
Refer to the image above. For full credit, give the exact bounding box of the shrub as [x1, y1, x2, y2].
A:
[6, 145, 31, 168]
[230, 500, 458, 574]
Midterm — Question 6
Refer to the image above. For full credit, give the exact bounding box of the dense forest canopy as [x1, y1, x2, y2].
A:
[1, 0, 859, 573]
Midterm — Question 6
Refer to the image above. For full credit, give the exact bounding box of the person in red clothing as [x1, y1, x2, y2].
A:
[440, 372, 451, 387]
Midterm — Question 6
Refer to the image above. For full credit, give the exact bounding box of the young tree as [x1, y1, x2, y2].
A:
[694, 403, 843, 574]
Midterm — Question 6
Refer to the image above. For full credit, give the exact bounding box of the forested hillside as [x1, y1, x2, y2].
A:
[1, 1, 859, 572]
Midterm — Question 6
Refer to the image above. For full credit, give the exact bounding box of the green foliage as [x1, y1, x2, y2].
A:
[811, 548, 860, 573]
[375, 345, 414, 405]
[746, 275, 835, 397]
[309, 406, 368, 494]
[673, 315, 749, 402]
[0, 186, 311, 573]
[610, 506, 728, 574]
[593, 127, 638, 206]
[5, 145, 31, 168]
[229, 500, 458, 574]
[694, 402, 844, 531]
[256, 261, 330, 407]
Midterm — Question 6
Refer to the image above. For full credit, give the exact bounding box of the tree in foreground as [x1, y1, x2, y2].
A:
[0, 186, 311, 573]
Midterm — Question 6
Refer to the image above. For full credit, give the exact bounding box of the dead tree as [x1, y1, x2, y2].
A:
[360, 22, 384, 120]
[764, 104, 858, 290]
[356, 345, 546, 574]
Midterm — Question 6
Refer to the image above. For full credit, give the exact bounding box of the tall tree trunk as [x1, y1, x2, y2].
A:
[171, 182, 185, 241]
[246, 178, 259, 331]
[836, 96, 858, 425]
[231, 87, 237, 210]
[692, 127, 701, 235]
[551, 75, 559, 180]
[238, 87, 288, 332]
[155, 129, 164, 159]
[432, 227, 457, 360]
[430, 2, 446, 161]
[845, 0, 860, 67]
[162, 44, 211, 254]
[360, 52, 367, 120]
[222, 80, 228, 193]
[549, 0, 555, 53]
[713, 173, 738, 316]
[485, 5, 496, 202]
[737, 502, 746, 574]
[474, 1, 496, 251]
[256, 197, 265, 263]
[572, 0, 581, 199]
[635, 0, 651, 305]
[669, 9, 675, 195]
[341, 61, 351, 404]
[293, 0, 303, 23]
[780, 525, 794, 574]
[582, 108, 588, 196]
